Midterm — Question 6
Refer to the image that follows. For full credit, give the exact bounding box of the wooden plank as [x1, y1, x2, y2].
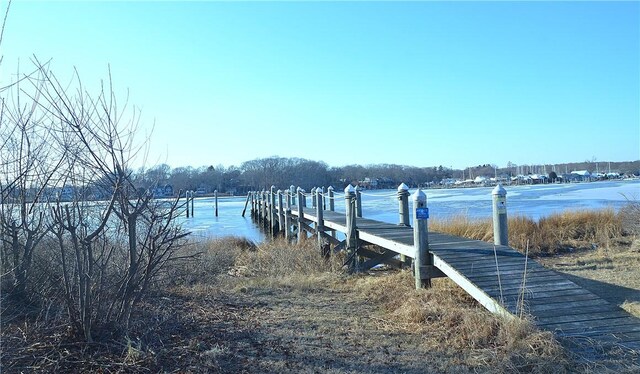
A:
[534, 310, 633, 325]
[431, 253, 513, 318]
[521, 286, 595, 297]
[482, 279, 580, 295]
[357, 230, 415, 258]
[555, 324, 640, 337]
[470, 271, 567, 288]
[434, 256, 526, 269]
[432, 246, 527, 258]
[458, 267, 549, 282]
[540, 316, 640, 331]
[524, 298, 611, 314]
[469, 275, 577, 291]
[451, 260, 538, 273]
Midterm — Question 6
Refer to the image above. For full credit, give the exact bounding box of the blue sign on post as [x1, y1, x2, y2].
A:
[416, 207, 429, 220]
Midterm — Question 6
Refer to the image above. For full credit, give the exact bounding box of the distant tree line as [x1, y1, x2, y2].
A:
[133, 157, 640, 195]
[134, 157, 455, 195]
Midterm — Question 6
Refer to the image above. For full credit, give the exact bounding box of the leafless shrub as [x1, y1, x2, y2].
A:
[1, 59, 191, 343]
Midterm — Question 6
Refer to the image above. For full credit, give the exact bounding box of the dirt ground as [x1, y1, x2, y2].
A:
[122, 278, 488, 374]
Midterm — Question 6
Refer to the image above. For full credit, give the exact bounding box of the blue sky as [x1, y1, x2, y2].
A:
[1, 1, 638, 170]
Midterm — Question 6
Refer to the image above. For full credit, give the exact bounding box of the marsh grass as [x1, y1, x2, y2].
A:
[431, 207, 629, 255]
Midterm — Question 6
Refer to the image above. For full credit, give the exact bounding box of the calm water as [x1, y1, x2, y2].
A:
[179, 180, 640, 243]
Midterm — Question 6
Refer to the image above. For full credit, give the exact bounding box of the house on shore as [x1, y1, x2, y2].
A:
[570, 170, 592, 182]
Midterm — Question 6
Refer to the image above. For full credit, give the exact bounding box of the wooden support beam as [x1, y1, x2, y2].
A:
[357, 247, 403, 268]
[361, 249, 402, 270]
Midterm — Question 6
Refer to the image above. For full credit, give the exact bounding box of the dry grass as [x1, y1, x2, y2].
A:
[621, 301, 640, 318]
[347, 271, 567, 371]
[165, 236, 255, 285]
[234, 238, 343, 277]
[431, 207, 630, 256]
[429, 214, 493, 242]
[4, 235, 637, 372]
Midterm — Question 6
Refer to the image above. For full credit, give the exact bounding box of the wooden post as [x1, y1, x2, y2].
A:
[284, 190, 292, 241]
[259, 191, 264, 225]
[286, 189, 292, 208]
[492, 184, 508, 246]
[214, 190, 219, 217]
[316, 187, 326, 253]
[398, 183, 410, 226]
[277, 189, 284, 234]
[413, 188, 431, 289]
[243, 191, 251, 217]
[191, 191, 195, 217]
[345, 184, 359, 272]
[262, 190, 268, 228]
[255, 191, 262, 223]
[270, 185, 277, 236]
[355, 186, 363, 218]
[328, 186, 335, 211]
[327, 186, 336, 240]
[186, 191, 190, 218]
[322, 186, 326, 210]
[297, 187, 305, 244]
[311, 187, 317, 208]
[290, 185, 296, 206]
[252, 191, 257, 220]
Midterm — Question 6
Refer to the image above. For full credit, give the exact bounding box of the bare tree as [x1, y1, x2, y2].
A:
[27, 59, 190, 340]
[0, 66, 65, 299]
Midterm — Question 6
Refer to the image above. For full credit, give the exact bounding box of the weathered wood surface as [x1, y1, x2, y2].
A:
[282, 205, 640, 352]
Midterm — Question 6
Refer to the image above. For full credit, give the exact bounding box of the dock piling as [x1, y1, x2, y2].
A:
[214, 190, 219, 217]
[277, 190, 284, 234]
[316, 187, 326, 255]
[327, 186, 335, 211]
[412, 188, 430, 289]
[398, 183, 410, 226]
[355, 186, 363, 218]
[297, 187, 305, 244]
[345, 184, 359, 272]
[492, 184, 508, 246]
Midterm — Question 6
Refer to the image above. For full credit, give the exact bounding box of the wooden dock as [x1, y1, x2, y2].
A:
[247, 187, 640, 357]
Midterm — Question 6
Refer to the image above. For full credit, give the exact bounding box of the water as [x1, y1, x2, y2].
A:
[179, 180, 640, 243]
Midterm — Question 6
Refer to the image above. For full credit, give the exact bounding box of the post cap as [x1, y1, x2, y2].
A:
[398, 182, 410, 192]
[327, 186, 334, 191]
[277, 189, 282, 193]
[296, 187, 303, 192]
[271, 185, 276, 190]
[311, 187, 317, 192]
[492, 184, 507, 196]
[412, 188, 427, 202]
[344, 184, 356, 194]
